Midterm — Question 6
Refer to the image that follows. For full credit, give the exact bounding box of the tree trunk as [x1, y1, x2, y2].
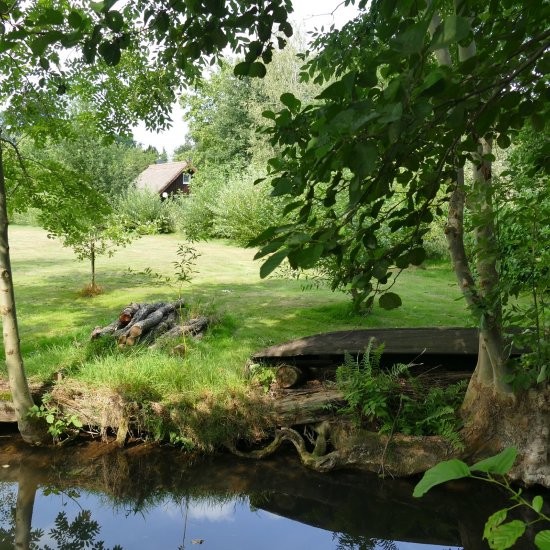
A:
[0, 144, 48, 444]
[14, 476, 37, 550]
[90, 240, 96, 289]
[460, 139, 513, 417]
[431, 7, 547, 486]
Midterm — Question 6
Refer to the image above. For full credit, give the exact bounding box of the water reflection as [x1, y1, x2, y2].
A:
[0, 436, 534, 550]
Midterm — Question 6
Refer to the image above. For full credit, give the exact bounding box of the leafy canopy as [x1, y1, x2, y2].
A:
[251, 0, 549, 312]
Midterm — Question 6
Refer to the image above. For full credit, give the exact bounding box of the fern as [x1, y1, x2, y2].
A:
[336, 339, 466, 448]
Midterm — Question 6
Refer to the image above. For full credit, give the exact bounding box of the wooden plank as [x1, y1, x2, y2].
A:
[253, 328, 481, 360]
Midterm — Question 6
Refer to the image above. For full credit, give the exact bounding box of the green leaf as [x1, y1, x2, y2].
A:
[46, 414, 55, 424]
[153, 11, 170, 33]
[379, 292, 402, 310]
[98, 41, 121, 66]
[413, 459, 471, 497]
[260, 249, 288, 279]
[316, 77, 351, 101]
[70, 417, 83, 428]
[280, 93, 301, 112]
[408, 248, 426, 266]
[68, 11, 83, 29]
[484, 519, 525, 550]
[105, 10, 124, 32]
[379, 102, 402, 123]
[471, 447, 517, 475]
[248, 62, 267, 78]
[392, 20, 428, 54]
[418, 69, 447, 96]
[532, 495, 543, 513]
[497, 133, 511, 149]
[296, 243, 324, 269]
[30, 32, 63, 56]
[234, 61, 250, 76]
[41, 8, 64, 25]
[430, 15, 471, 50]
[349, 142, 378, 178]
[535, 530, 550, 550]
[279, 21, 293, 38]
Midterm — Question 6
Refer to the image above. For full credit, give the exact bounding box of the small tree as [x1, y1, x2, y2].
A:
[48, 218, 136, 294]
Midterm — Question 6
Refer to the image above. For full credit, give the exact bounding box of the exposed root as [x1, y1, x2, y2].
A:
[227, 422, 460, 476]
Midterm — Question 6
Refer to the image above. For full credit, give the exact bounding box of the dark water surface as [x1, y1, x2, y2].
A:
[0, 435, 540, 550]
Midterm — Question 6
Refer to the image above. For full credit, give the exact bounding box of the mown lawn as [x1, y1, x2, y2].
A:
[3, 225, 473, 402]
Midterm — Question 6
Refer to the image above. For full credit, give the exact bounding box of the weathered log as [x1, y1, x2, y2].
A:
[272, 388, 346, 426]
[118, 303, 141, 326]
[128, 302, 179, 340]
[276, 365, 307, 389]
[142, 311, 178, 344]
[158, 316, 209, 340]
[91, 320, 120, 340]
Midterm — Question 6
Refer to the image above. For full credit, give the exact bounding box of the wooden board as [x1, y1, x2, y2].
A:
[253, 328, 481, 360]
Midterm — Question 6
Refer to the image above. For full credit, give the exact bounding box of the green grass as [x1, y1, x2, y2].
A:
[2, 225, 473, 445]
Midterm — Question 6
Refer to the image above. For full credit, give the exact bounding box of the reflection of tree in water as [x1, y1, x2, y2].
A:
[0, 483, 122, 550]
[333, 533, 398, 550]
[41, 509, 122, 550]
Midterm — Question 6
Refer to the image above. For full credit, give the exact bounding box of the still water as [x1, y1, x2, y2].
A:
[0, 436, 538, 549]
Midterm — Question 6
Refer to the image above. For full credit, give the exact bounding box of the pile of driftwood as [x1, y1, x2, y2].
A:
[91, 299, 209, 348]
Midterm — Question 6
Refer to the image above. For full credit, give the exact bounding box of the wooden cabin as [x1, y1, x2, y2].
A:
[135, 161, 195, 198]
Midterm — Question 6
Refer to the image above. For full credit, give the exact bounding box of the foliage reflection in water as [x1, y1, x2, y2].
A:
[0, 482, 464, 550]
[0, 438, 537, 550]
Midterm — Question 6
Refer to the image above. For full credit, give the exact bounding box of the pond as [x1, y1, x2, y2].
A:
[0, 435, 541, 549]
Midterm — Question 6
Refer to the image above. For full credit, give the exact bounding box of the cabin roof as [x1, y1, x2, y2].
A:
[135, 161, 194, 194]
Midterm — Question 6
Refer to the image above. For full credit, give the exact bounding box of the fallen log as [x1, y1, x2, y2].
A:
[158, 316, 209, 340]
[119, 303, 141, 325]
[127, 302, 179, 340]
[272, 388, 346, 426]
[91, 321, 120, 340]
[276, 364, 307, 389]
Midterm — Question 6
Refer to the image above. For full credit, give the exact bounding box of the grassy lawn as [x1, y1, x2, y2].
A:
[2, 225, 473, 436]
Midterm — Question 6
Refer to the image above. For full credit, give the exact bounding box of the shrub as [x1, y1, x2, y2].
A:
[177, 167, 227, 240]
[115, 188, 176, 234]
[211, 171, 282, 246]
[178, 165, 284, 245]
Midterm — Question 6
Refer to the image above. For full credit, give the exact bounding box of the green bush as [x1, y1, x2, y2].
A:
[211, 171, 282, 246]
[176, 167, 226, 240]
[115, 188, 177, 234]
[179, 165, 284, 245]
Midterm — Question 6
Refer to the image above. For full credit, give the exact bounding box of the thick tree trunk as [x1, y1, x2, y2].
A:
[430, 8, 546, 486]
[461, 139, 513, 411]
[0, 144, 48, 444]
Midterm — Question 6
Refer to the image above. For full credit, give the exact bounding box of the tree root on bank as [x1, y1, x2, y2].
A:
[226, 422, 460, 476]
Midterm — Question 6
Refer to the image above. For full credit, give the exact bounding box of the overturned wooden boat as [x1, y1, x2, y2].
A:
[252, 327, 524, 389]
